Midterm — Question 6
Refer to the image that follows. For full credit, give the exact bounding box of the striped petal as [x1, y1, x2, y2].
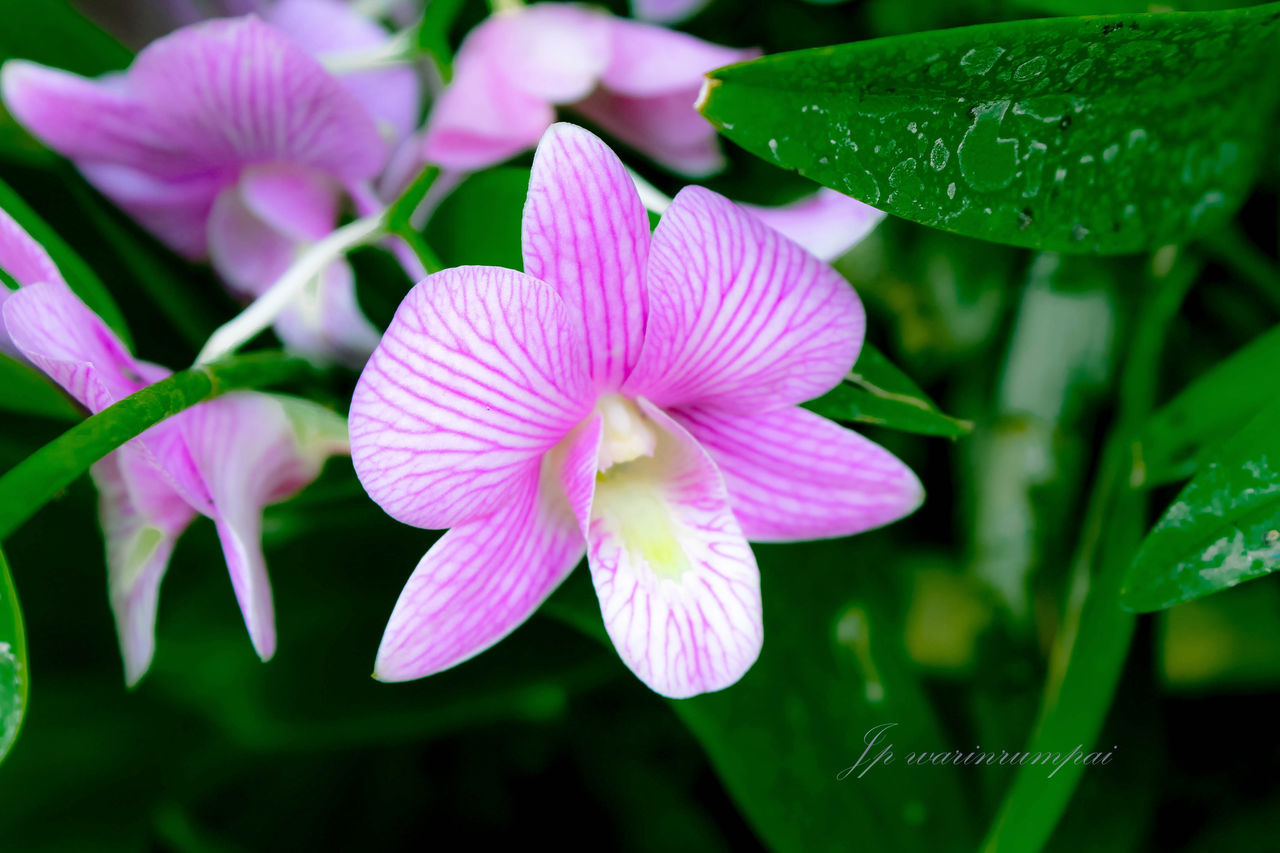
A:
[624, 186, 864, 413]
[742, 189, 886, 262]
[672, 405, 924, 541]
[373, 466, 585, 681]
[580, 399, 762, 698]
[350, 266, 591, 530]
[92, 447, 196, 686]
[0, 205, 66, 357]
[523, 124, 650, 391]
[180, 392, 347, 662]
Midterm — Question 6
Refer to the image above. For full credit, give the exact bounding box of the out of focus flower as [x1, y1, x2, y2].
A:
[349, 124, 922, 698]
[0, 205, 348, 684]
[423, 3, 756, 176]
[2, 11, 420, 365]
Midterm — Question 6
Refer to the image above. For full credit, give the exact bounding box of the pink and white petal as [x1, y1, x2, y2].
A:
[671, 405, 924, 542]
[0, 62, 160, 171]
[207, 184, 298, 299]
[741, 189, 886, 262]
[265, 0, 422, 145]
[129, 16, 387, 181]
[571, 87, 726, 177]
[374, 466, 585, 681]
[630, 0, 713, 23]
[583, 400, 762, 699]
[92, 447, 196, 685]
[523, 124, 649, 391]
[624, 186, 864, 412]
[1, 281, 161, 413]
[421, 50, 554, 171]
[600, 19, 755, 97]
[0, 205, 65, 288]
[180, 392, 341, 661]
[477, 5, 612, 104]
[272, 258, 381, 368]
[79, 163, 227, 260]
[350, 266, 592, 530]
[238, 163, 339, 243]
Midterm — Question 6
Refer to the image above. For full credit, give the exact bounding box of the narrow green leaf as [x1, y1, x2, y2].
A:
[0, 353, 313, 540]
[806, 343, 972, 436]
[1124, 395, 1280, 612]
[0, 545, 28, 764]
[0, 353, 79, 421]
[1141, 322, 1280, 484]
[0, 178, 132, 348]
[0, 0, 130, 75]
[699, 4, 1280, 253]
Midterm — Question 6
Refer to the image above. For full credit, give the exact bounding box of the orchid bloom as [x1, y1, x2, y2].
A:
[350, 124, 922, 698]
[0, 205, 348, 684]
[1, 10, 418, 365]
[423, 3, 756, 177]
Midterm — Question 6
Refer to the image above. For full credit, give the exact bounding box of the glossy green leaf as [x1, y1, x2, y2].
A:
[0, 177, 132, 347]
[425, 168, 529, 270]
[1141, 322, 1280, 485]
[0, 353, 79, 422]
[699, 4, 1280, 253]
[1124, 395, 1280, 612]
[0, 353, 313, 540]
[805, 343, 972, 436]
[0, 545, 28, 764]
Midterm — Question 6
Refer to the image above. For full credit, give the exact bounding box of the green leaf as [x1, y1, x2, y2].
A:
[0, 353, 80, 422]
[0, 353, 313, 540]
[0, 177, 132, 348]
[0, 545, 28, 764]
[0, 0, 129, 75]
[805, 343, 972, 436]
[425, 168, 530, 270]
[699, 4, 1280, 253]
[1124, 395, 1280, 612]
[1141, 322, 1280, 485]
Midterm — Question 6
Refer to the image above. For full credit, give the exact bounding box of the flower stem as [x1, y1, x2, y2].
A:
[321, 27, 423, 74]
[488, 0, 524, 14]
[194, 214, 388, 366]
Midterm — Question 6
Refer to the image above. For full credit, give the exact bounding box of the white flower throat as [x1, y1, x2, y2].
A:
[594, 394, 657, 473]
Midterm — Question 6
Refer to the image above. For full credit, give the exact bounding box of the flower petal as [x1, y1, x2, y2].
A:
[78, 163, 225, 260]
[672, 405, 924, 541]
[480, 5, 612, 104]
[741, 189, 886, 262]
[350, 266, 591, 530]
[0, 205, 65, 288]
[523, 123, 650, 391]
[580, 399, 762, 698]
[572, 87, 727, 177]
[180, 392, 345, 661]
[624, 186, 864, 412]
[207, 184, 298, 299]
[374, 466, 585, 681]
[126, 16, 387, 180]
[273, 258, 381, 368]
[238, 163, 339, 243]
[599, 19, 754, 97]
[92, 447, 196, 686]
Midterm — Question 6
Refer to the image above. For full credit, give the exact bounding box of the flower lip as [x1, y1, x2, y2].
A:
[593, 393, 656, 473]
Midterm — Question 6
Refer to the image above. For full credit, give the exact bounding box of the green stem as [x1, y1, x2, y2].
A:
[0, 352, 314, 541]
[1201, 225, 1280, 314]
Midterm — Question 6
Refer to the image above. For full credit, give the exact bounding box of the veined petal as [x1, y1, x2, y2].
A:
[180, 392, 346, 661]
[742, 189, 886, 262]
[128, 16, 387, 180]
[273, 258, 381, 368]
[92, 447, 196, 686]
[624, 186, 864, 412]
[350, 266, 592, 530]
[523, 124, 649, 390]
[571, 87, 727, 177]
[2, 281, 165, 413]
[266, 0, 422, 145]
[672, 405, 924, 541]
[581, 399, 762, 698]
[374, 465, 585, 681]
[599, 19, 755, 97]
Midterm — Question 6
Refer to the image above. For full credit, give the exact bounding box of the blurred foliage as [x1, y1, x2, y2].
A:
[0, 0, 1279, 851]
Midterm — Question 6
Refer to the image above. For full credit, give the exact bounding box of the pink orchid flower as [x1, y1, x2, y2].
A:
[423, 3, 757, 177]
[1, 11, 416, 365]
[742, 189, 887, 262]
[0, 205, 348, 684]
[349, 124, 922, 698]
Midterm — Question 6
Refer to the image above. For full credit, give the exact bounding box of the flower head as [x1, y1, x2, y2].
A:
[1, 11, 413, 364]
[423, 3, 756, 176]
[350, 124, 922, 698]
[0, 206, 348, 684]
